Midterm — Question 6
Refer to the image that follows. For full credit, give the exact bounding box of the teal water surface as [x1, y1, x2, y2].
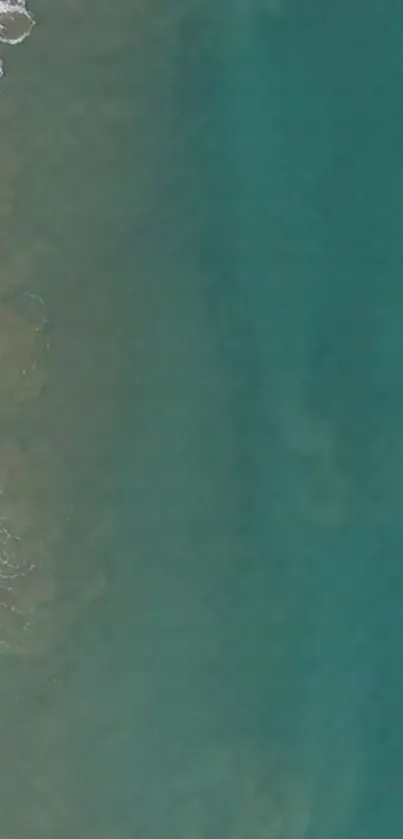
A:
[0, 0, 402, 836]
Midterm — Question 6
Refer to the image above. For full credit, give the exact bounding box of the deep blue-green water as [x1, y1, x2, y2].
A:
[0, 0, 402, 836]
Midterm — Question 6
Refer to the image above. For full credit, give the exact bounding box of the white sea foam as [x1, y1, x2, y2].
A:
[0, 0, 34, 46]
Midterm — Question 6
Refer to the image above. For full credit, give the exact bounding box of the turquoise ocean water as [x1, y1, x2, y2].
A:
[0, 0, 402, 836]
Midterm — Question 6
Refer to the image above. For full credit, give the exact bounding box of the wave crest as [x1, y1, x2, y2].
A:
[0, 0, 34, 46]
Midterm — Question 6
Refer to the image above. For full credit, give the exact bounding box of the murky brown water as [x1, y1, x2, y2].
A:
[0, 1, 190, 832]
[0, 0, 182, 652]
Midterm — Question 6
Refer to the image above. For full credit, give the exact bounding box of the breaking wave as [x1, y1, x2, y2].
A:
[0, 0, 34, 45]
[0, 0, 34, 77]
